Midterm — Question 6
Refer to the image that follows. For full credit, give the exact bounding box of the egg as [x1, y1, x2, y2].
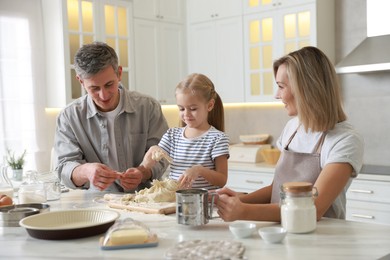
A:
[0, 195, 13, 206]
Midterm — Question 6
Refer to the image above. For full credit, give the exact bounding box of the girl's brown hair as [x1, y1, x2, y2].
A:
[176, 73, 225, 132]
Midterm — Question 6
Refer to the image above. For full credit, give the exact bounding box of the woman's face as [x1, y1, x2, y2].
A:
[275, 64, 297, 116]
[176, 89, 213, 129]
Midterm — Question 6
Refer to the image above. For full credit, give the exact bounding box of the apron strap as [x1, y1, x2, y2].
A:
[313, 131, 327, 154]
[285, 124, 327, 154]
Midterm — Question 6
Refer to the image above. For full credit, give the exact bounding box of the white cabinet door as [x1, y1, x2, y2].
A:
[346, 178, 390, 225]
[42, 0, 134, 108]
[243, 0, 312, 14]
[188, 16, 245, 103]
[243, 1, 333, 102]
[187, 0, 242, 23]
[159, 22, 187, 103]
[133, 19, 185, 104]
[133, 0, 183, 23]
[227, 170, 273, 193]
[133, 19, 159, 100]
[188, 22, 217, 85]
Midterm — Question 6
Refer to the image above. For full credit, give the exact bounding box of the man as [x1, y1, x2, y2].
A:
[54, 42, 169, 192]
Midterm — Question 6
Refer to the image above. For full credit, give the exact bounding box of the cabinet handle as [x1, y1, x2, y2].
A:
[351, 214, 375, 219]
[349, 189, 374, 194]
[245, 180, 263, 184]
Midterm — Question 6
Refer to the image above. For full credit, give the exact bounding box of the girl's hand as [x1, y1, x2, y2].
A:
[140, 145, 161, 169]
[141, 145, 172, 169]
[178, 165, 202, 188]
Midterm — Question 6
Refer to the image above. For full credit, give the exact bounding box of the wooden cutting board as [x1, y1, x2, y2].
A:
[108, 201, 176, 215]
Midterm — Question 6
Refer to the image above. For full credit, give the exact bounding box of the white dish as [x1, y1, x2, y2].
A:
[229, 222, 256, 238]
[19, 209, 120, 240]
[258, 226, 287, 244]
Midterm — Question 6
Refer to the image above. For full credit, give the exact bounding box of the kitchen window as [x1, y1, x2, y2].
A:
[0, 0, 47, 171]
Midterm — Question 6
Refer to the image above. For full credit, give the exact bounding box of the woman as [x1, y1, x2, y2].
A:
[216, 46, 364, 222]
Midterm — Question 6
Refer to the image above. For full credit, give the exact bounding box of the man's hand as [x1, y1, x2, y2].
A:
[119, 168, 144, 190]
[73, 163, 121, 191]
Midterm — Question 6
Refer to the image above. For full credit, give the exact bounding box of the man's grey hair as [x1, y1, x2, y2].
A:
[74, 41, 119, 79]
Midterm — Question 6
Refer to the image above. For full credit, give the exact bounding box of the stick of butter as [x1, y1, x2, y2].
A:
[109, 229, 148, 245]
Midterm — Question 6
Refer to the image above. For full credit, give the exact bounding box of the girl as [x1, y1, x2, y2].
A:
[142, 73, 229, 190]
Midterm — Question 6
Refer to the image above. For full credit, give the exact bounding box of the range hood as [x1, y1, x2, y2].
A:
[335, 34, 390, 74]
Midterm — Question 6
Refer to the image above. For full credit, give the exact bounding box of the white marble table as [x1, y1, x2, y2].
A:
[1, 189, 390, 259]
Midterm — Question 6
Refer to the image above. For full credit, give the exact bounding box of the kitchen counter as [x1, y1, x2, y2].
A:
[229, 162, 390, 182]
[1, 190, 390, 259]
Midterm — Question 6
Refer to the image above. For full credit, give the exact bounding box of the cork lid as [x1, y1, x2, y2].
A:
[281, 182, 313, 193]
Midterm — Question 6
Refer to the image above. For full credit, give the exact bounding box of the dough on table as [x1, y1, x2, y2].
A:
[134, 179, 179, 203]
[103, 179, 179, 204]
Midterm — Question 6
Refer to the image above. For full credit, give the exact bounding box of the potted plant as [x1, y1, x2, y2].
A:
[6, 149, 26, 181]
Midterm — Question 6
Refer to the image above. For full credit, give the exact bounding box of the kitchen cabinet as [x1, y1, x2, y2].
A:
[187, 0, 242, 24]
[346, 175, 390, 225]
[42, 0, 134, 108]
[134, 0, 187, 104]
[243, 0, 334, 102]
[133, 19, 186, 104]
[187, 0, 245, 103]
[243, 0, 310, 14]
[226, 163, 275, 193]
[133, 0, 183, 23]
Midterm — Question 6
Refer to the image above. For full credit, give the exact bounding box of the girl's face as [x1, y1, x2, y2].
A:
[176, 90, 214, 129]
[275, 64, 297, 116]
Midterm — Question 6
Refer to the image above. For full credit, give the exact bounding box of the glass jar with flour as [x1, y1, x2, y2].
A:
[18, 170, 46, 204]
[280, 182, 318, 233]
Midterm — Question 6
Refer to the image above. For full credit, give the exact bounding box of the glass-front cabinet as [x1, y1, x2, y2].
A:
[243, 0, 334, 102]
[42, 0, 133, 108]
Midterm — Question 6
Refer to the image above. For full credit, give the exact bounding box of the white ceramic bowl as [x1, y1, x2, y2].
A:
[229, 222, 256, 238]
[258, 226, 287, 243]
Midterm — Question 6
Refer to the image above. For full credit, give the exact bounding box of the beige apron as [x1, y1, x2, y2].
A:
[270, 128, 337, 218]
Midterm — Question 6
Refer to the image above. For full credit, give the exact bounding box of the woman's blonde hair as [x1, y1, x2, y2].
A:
[176, 73, 225, 132]
[273, 46, 346, 132]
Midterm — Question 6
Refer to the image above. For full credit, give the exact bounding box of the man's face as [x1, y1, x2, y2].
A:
[78, 66, 122, 112]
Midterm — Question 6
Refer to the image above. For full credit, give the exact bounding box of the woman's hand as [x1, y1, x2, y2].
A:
[216, 187, 243, 222]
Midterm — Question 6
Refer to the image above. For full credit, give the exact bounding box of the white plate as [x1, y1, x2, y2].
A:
[19, 209, 120, 240]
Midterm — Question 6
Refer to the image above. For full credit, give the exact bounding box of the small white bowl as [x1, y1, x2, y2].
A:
[258, 226, 287, 244]
[229, 222, 256, 238]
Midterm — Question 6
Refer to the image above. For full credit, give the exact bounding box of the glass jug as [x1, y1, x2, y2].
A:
[18, 170, 46, 204]
[0, 165, 14, 198]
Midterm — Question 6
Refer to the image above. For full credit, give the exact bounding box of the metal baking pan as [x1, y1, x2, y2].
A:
[0, 203, 50, 227]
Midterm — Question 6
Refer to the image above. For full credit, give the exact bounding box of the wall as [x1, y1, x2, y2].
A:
[335, 0, 390, 166]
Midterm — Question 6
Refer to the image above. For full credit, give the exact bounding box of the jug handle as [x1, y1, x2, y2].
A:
[1, 165, 13, 187]
[208, 191, 218, 219]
